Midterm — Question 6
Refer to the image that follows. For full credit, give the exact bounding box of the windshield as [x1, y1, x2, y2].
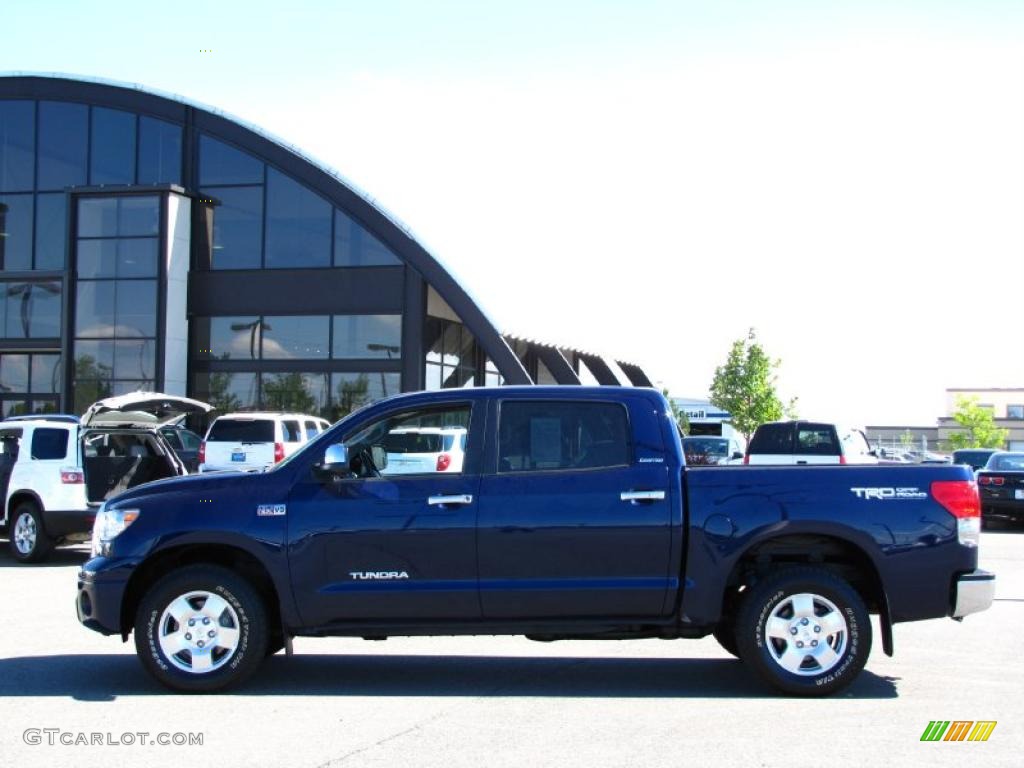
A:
[988, 453, 1024, 471]
[207, 419, 275, 442]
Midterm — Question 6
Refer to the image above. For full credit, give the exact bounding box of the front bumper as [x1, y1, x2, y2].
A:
[45, 508, 98, 538]
[952, 569, 996, 618]
[76, 558, 134, 636]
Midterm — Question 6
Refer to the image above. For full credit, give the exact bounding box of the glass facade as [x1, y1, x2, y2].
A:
[72, 195, 160, 412]
[425, 317, 479, 389]
[0, 352, 60, 416]
[0, 81, 556, 422]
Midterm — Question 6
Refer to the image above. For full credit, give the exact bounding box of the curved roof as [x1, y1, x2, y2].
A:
[0, 72, 530, 385]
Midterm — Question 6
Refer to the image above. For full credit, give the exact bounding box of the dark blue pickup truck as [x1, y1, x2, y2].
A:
[77, 387, 994, 695]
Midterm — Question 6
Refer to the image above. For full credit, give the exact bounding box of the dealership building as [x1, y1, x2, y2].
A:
[0, 74, 652, 419]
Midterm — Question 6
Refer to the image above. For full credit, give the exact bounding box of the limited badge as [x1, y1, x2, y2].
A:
[256, 504, 287, 517]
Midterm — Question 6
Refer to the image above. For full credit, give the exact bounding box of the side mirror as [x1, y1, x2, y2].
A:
[731, 451, 743, 461]
[318, 443, 350, 476]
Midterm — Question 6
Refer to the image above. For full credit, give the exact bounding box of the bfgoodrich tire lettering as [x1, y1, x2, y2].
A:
[134, 564, 268, 692]
[735, 566, 872, 696]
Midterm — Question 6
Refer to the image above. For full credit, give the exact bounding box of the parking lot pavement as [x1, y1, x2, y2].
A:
[0, 533, 1021, 768]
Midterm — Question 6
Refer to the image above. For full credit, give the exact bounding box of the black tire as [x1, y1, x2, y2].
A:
[712, 622, 739, 658]
[735, 567, 871, 696]
[7, 502, 54, 563]
[134, 564, 268, 692]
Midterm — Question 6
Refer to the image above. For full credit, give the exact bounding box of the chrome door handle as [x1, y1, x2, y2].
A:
[428, 494, 474, 506]
[620, 490, 666, 502]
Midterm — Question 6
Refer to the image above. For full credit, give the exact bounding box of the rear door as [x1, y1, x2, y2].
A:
[476, 395, 674, 619]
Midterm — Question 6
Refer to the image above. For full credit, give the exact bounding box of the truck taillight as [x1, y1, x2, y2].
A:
[274, 442, 285, 463]
[743, 454, 750, 465]
[839, 455, 847, 465]
[436, 453, 451, 472]
[198, 440, 206, 465]
[60, 467, 84, 484]
[931, 480, 981, 548]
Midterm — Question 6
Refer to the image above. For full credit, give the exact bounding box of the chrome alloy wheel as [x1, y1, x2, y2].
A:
[158, 591, 242, 674]
[13, 513, 37, 555]
[764, 592, 848, 676]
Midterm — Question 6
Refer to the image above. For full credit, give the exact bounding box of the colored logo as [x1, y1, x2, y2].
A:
[920, 721, 997, 742]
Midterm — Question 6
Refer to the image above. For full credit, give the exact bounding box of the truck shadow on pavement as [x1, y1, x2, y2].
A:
[0, 653, 899, 701]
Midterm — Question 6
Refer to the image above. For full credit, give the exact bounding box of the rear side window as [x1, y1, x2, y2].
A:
[282, 420, 302, 442]
[160, 428, 183, 450]
[749, 423, 792, 454]
[796, 424, 840, 456]
[304, 420, 319, 440]
[207, 419, 275, 442]
[31, 428, 69, 460]
[498, 401, 630, 472]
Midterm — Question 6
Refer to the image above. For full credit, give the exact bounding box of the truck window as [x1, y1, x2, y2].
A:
[498, 401, 630, 472]
[796, 425, 840, 456]
[749, 423, 792, 454]
[31, 427, 69, 460]
[345, 405, 471, 476]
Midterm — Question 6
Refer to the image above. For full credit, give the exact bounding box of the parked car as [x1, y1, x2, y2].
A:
[977, 451, 1024, 527]
[682, 436, 744, 465]
[77, 387, 993, 696]
[952, 448, 1001, 472]
[746, 421, 878, 465]
[0, 393, 212, 563]
[199, 412, 330, 473]
[380, 426, 468, 474]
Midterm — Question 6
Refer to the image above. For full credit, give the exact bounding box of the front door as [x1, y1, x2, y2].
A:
[288, 400, 483, 627]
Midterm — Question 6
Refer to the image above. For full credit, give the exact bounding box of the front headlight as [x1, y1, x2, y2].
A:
[91, 505, 140, 557]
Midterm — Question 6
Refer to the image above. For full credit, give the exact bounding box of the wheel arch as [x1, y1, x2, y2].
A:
[6, 490, 45, 526]
[120, 543, 285, 642]
[720, 529, 893, 655]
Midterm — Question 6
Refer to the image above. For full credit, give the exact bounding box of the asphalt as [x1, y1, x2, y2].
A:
[0, 532, 1021, 768]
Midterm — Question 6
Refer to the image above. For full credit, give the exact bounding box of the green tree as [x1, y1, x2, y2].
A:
[662, 388, 690, 434]
[946, 396, 1008, 449]
[261, 372, 316, 414]
[709, 328, 796, 444]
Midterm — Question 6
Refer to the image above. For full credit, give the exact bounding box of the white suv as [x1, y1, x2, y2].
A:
[199, 413, 330, 473]
[381, 427, 468, 474]
[0, 393, 212, 563]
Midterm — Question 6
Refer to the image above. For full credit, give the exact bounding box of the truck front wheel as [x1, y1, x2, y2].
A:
[134, 565, 268, 692]
[735, 567, 871, 696]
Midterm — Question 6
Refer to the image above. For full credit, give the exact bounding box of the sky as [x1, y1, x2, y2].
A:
[3, 0, 1023, 426]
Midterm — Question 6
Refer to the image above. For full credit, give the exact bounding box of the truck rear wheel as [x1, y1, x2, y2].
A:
[134, 564, 268, 692]
[735, 567, 871, 696]
[8, 502, 54, 563]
